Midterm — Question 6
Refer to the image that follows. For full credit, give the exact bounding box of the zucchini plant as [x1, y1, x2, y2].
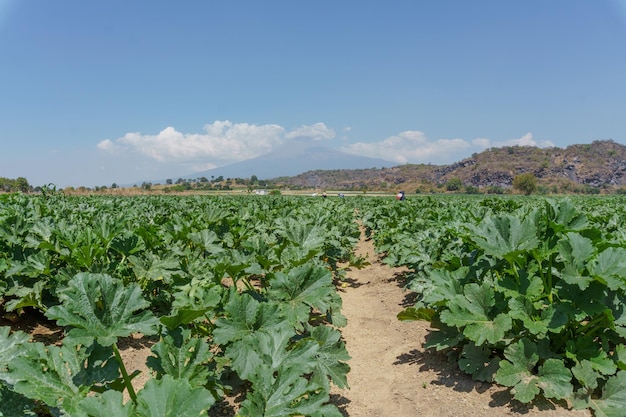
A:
[399, 199, 626, 416]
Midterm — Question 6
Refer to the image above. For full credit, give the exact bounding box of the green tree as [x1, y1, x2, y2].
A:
[512, 173, 537, 195]
[445, 178, 462, 191]
[15, 177, 30, 192]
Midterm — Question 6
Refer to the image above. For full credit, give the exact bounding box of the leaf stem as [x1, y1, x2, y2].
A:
[112, 342, 137, 403]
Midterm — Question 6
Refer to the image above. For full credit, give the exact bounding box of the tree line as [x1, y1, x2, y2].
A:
[0, 177, 30, 193]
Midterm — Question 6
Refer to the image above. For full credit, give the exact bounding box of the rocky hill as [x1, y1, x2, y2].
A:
[274, 140, 626, 192]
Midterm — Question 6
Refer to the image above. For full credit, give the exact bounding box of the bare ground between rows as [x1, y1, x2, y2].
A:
[327, 228, 591, 417]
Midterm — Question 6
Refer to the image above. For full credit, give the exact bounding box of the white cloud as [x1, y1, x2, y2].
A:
[98, 121, 285, 165]
[285, 122, 335, 141]
[340, 130, 472, 164]
[96, 121, 339, 180]
[505, 132, 555, 148]
[340, 131, 554, 164]
[96, 139, 115, 152]
[98, 121, 339, 167]
[472, 138, 491, 148]
[96, 121, 554, 181]
[469, 133, 555, 150]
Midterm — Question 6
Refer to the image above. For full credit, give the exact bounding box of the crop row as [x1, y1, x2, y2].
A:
[0, 193, 362, 416]
[3, 193, 625, 416]
[359, 195, 626, 416]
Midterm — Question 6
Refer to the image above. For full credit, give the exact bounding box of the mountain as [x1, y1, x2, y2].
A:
[276, 140, 626, 192]
[183, 139, 395, 181]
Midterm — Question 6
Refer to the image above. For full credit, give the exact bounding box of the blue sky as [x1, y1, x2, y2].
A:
[1, 0, 625, 187]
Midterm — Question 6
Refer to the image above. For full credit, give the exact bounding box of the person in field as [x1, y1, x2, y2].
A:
[396, 191, 405, 200]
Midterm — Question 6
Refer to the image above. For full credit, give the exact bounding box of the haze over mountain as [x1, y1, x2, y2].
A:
[180, 139, 395, 181]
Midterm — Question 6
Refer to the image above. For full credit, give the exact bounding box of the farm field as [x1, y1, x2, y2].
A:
[0, 193, 624, 416]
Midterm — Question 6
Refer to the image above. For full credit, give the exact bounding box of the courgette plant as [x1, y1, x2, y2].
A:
[400, 199, 626, 416]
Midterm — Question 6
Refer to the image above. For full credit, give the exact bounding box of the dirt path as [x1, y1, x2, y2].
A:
[331, 227, 590, 417]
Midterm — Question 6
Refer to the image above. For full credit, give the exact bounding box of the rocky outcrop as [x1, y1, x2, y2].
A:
[277, 140, 626, 191]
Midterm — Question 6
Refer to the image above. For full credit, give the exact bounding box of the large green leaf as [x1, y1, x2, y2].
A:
[276, 219, 325, 252]
[135, 375, 215, 417]
[214, 291, 293, 382]
[46, 273, 160, 346]
[188, 229, 224, 255]
[128, 252, 182, 285]
[267, 265, 337, 329]
[589, 247, 626, 291]
[77, 375, 216, 417]
[146, 327, 213, 388]
[212, 290, 290, 346]
[9, 343, 91, 414]
[0, 382, 37, 416]
[170, 278, 222, 316]
[566, 336, 618, 377]
[458, 342, 499, 382]
[417, 268, 465, 306]
[109, 231, 145, 257]
[76, 390, 133, 417]
[468, 214, 539, 259]
[0, 327, 31, 382]
[159, 307, 213, 330]
[3, 280, 46, 312]
[225, 324, 311, 382]
[495, 338, 572, 403]
[238, 369, 336, 417]
[508, 298, 568, 336]
[439, 283, 512, 345]
[536, 359, 574, 401]
[574, 371, 626, 417]
[225, 335, 264, 381]
[572, 360, 601, 390]
[423, 323, 464, 351]
[254, 327, 318, 377]
[307, 325, 351, 390]
[545, 199, 588, 232]
[556, 232, 595, 290]
[494, 338, 540, 401]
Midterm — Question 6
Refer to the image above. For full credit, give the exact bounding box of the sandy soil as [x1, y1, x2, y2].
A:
[329, 228, 591, 417]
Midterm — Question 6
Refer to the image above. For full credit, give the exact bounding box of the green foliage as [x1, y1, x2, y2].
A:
[512, 173, 537, 195]
[494, 338, 573, 403]
[46, 273, 160, 347]
[360, 195, 626, 414]
[0, 195, 360, 415]
[76, 375, 214, 417]
[0, 382, 38, 416]
[267, 265, 344, 329]
[445, 178, 462, 191]
[5, 192, 626, 415]
[0, 176, 30, 193]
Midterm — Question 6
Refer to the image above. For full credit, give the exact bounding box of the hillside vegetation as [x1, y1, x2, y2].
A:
[275, 140, 626, 194]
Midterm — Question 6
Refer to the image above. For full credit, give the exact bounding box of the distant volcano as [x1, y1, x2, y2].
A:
[183, 139, 395, 180]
